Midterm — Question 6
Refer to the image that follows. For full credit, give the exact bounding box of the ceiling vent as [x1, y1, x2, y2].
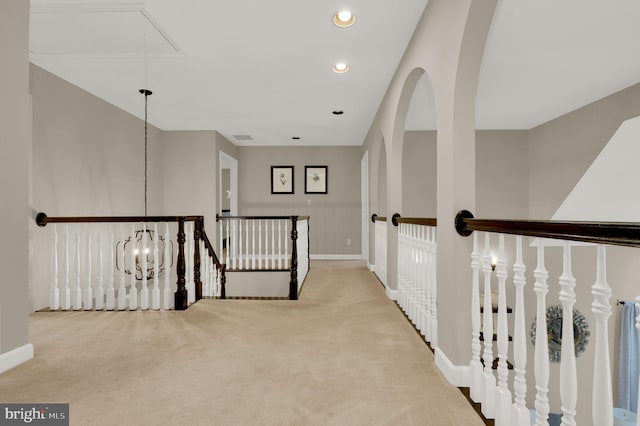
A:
[30, 2, 182, 57]
[232, 135, 253, 141]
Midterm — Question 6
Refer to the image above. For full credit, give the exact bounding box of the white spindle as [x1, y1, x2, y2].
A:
[245, 218, 249, 270]
[495, 234, 511, 426]
[238, 219, 243, 270]
[284, 220, 289, 269]
[117, 224, 127, 310]
[470, 232, 482, 402]
[187, 222, 195, 304]
[72, 225, 82, 310]
[252, 220, 256, 270]
[140, 224, 149, 310]
[219, 219, 223, 259]
[635, 296, 640, 426]
[271, 220, 276, 269]
[61, 224, 71, 310]
[559, 243, 577, 425]
[533, 241, 550, 425]
[224, 220, 230, 267]
[95, 230, 104, 310]
[129, 224, 138, 310]
[163, 223, 171, 310]
[232, 220, 237, 270]
[511, 235, 529, 426]
[152, 223, 160, 310]
[258, 220, 263, 270]
[278, 220, 283, 269]
[481, 233, 496, 418]
[429, 226, 438, 348]
[591, 245, 613, 426]
[422, 226, 431, 340]
[106, 226, 115, 310]
[84, 230, 93, 310]
[50, 224, 60, 310]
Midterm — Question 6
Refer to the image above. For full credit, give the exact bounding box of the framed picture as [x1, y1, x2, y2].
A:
[271, 166, 294, 194]
[305, 165, 328, 194]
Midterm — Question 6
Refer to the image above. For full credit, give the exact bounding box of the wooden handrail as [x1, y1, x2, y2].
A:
[36, 212, 203, 226]
[455, 209, 640, 248]
[216, 214, 310, 221]
[396, 217, 437, 227]
[372, 214, 387, 222]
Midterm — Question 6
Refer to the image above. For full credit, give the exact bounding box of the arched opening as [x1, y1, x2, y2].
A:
[403, 69, 437, 217]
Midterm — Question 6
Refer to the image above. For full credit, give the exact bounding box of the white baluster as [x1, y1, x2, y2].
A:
[271, 220, 276, 269]
[511, 236, 529, 426]
[470, 232, 482, 402]
[106, 226, 115, 310]
[422, 226, 431, 340]
[187, 222, 195, 304]
[238, 219, 243, 270]
[245, 218, 250, 270]
[481, 233, 496, 418]
[429, 226, 438, 348]
[278, 220, 283, 269]
[284, 220, 289, 269]
[61, 225, 71, 310]
[591, 245, 613, 426]
[258, 220, 263, 269]
[140, 224, 149, 310]
[219, 219, 223, 260]
[225, 220, 230, 267]
[72, 225, 82, 310]
[117, 224, 127, 310]
[152, 223, 160, 310]
[50, 224, 60, 310]
[163, 223, 171, 310]
[252, 220, 256, 270]
[495, 234, 511, 426]
[232, 220, 237, 270]
[84, 230, 93, 310]
[129, 224, 138, 310]
[533, 241, 550, 425]
[95, 230, 104, 310]
[559, 243, 577, 425]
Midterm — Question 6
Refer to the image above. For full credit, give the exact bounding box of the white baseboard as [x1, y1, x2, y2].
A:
[386, 287, 397, 300]
[434, 347, 471, 387]
[310, 254, 364, 261]
[0, 343, 33, 374]
[367, 262, 374, 272]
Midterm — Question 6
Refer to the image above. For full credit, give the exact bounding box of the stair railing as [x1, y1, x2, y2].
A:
[455, 210, 640, 426]
[36, 212, 225, 310]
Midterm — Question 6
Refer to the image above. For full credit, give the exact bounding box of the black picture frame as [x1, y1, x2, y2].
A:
[271, 165, 294, 194]
[305, 165, 328, 194]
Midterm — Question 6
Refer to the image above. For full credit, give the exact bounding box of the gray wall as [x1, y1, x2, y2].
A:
[0, 0, 31, 357]
[402, 131, 437, 217]
[237, 146, 361, 256]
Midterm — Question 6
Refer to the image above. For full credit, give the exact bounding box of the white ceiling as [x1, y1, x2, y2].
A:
[30, 1, 640, 145]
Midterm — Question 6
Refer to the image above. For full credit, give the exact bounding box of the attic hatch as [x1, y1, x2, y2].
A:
[30, 2, 182, 57]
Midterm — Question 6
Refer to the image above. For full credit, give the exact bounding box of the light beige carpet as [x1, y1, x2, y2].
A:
[0, 260, 483, 426]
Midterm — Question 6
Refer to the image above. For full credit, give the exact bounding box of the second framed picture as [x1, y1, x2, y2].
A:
[305, 166, 328, 194]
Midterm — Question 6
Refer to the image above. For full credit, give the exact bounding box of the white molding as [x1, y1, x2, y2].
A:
[0, 343, 34, 374]
[310, 254, 364, 261]
[368, 262, 375, 272]
[434, 347, 471, 387]
[386, 287, 397, 300]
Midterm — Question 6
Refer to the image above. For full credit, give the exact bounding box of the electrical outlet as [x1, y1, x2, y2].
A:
[346, 238, 351, 246]
[307, 199, 311, 206]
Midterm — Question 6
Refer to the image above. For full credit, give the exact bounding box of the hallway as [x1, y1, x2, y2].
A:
[0, 261, 482, 425]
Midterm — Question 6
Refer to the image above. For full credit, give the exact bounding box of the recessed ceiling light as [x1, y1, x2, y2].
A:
[333, 62, 349, 73]
[332, 110, 344, 115]
[333, 10, 355, 27]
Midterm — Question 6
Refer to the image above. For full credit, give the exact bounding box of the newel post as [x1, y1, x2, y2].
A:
[175, 217, 188, 310]
[194, 218, 203, 301]
[289, 215, 298, 300]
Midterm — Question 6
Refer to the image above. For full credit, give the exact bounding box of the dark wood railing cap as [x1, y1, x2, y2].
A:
[396, 217, 437, 227]
[36, 212, 203, 227]
[455, 209, 640, 248]
[216, 214, 310, 221]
